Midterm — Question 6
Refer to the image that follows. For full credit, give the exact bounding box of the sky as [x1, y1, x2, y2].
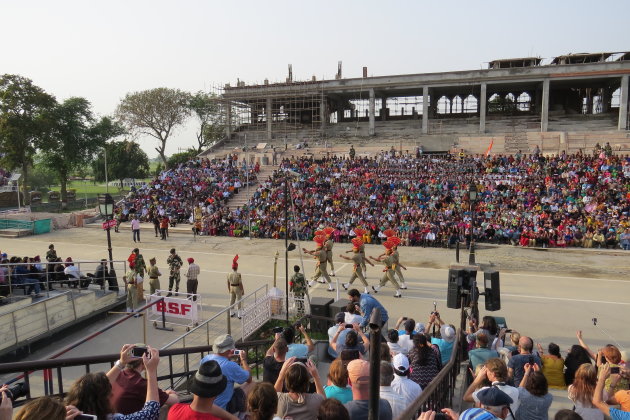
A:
[2, 0, 629, 158]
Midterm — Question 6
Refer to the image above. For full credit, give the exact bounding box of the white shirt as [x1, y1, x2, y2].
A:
[391, 375, 422, 406]
[380, 386, 407, 419]
[387, 342, 407, 356]
[64, 265, 83, 279]
[345, 313, 362, 325]
[473, 382, 520, 420]
[398, 334, 414, 354]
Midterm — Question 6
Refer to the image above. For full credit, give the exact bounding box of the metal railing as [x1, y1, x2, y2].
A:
[396, 329, 463, 420]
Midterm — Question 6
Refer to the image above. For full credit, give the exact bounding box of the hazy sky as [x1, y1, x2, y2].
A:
[2, 0, 628, 158]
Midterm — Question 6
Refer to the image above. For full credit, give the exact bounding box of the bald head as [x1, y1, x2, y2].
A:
[519, 336, 533, 353]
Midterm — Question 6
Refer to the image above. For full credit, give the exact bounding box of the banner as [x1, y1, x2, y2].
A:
[149, 293, 198, 322]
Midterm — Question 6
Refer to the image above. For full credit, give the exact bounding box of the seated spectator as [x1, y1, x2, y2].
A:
[243, 382, 278, 420]
[554, 409, 585, 420]
[344, 359, 392, 420]
[565, 345, 593, 386]
[324, 359, 353, 404]
[431, 324, 456, 366]
[13, 396, 67, 420]
[317, 398, 350, 420]
[108, 343, 179, 414]
[505, 331, 521, 354]
[537, 342, 567, 389]
[508, 336, 542, 386]
[328, 313, 350, 359]
[93, 259, 109, 290]
[391, 353, 422, 406]
[464, 358, 520, 420]
[344, 302, 362, 325]
[168, 359, 237, 420]
[568, 364, 604, 420]
[431, 387, 515, 420]
[379, 361, 407, 419]
[409, 334, 440, 389]
[396, 318, 417, 355]
[273, 357, 325, 420]
[283, 326, 314, 358]
[200, 334, 253, 413]
[387, 329, 406, 356]
[64, 258, 91, 289]
[593, 364, 630, 420]
[331, 325, 368, 358]
[379, 343, 392, 363]
[469, 333, 500, 372]
[517, 364, 553, 420]
[65, 345, 161, 419]
[467, 315, 499, 349]
[263, 337, 288, 387]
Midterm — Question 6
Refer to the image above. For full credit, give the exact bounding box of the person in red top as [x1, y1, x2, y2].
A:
[160, 216, 170, 240]
[110, 343, 179, 414]
[168, 360, 238, 420]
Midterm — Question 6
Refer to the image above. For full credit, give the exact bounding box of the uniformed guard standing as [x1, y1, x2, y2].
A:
[381, 230, 408, 289]
[303, 235, 334, 291]
[339, 237, 374, 294]
[369, 240, 403, 298]
[147, 257, 162, 295]
[227, 255, 244, 318]
[289, 265, 307, 315]
[128, 248, 146, 303]
[323, 227, 336, 276]
[166, 248, 183, 297]
[46, 244, 57, 263]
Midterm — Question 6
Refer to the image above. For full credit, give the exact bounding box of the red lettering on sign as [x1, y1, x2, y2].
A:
[155, 300, 193, 316]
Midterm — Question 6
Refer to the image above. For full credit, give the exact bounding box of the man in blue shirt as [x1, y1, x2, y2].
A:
[347, 288, 389, 328]
[200, 334, 252, 413]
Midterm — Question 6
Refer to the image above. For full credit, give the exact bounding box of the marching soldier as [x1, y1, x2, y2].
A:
[227, 255, 244, 318]
[303, 235, 334, 291]
[339, 237, 374, 294]
[369, 240, 403, 298]
[347, 227, 368, 278]
[289, 265, 307, 315]
[323, 227, 336, 276]
[381, 229, 408, 289]
[166, 248, 183, 296]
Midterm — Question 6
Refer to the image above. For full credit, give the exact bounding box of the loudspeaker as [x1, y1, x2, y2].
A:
[484, 270, 501, 311]
[309, 297, 334, 334]
[447, 269, 462, 309]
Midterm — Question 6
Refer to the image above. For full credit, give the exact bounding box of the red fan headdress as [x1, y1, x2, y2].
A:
[383, 240, 394, 250]
[353, 227, 367, 237]
[232, 254, 239, 270]
[383, 228, 396, 238]
[323, 227, 334, 236]
[314, 235, 326, 247]
[388, 237, 402, 246]
[351, 237, 364, 249]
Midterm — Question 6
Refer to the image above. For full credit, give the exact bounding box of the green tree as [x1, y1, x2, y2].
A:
[166, 149, 197, 168]
[92, 140, 149, 192]
[0, 74, 56, 200]
[188, 91, 225, 153]
[115, 88, 191, 167]
[39, 98, 120, 204]
[29, 155, 58, 192]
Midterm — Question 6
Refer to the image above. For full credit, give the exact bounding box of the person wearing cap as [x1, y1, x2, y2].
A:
[166, 248, 183, 297]
[339, 237, 374, 295]
[168, 359, 238, 420]
[431, 323, 456, 366]
[379, 361, 407, 419]
[323, 227, 336, 276]
[344, 359, 392, 420]
[303, 235, 333, 291]
[391, 353, 422, 405]
[289, 265, 307, 316]
[464, 358, 520, 420]
[108, 343, 179, 415]
[185, 257, 200, 301]
[369, 240, 403, 298]
[459, 386, 515, 419]
[227, 255, 243, 318]
[200, 334, 253, 413]
[147, 258, 162, 295]
[347, 288, 389, 329]
[328, 312, 351, 359]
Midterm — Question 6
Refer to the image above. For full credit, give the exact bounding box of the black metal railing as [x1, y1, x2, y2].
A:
[396, 329, 463, 420]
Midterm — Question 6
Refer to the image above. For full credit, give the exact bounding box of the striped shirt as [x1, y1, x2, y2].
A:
[186, 263, 200, 280]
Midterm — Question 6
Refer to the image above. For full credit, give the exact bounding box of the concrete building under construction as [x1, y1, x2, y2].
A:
[209, 51, 630, 156]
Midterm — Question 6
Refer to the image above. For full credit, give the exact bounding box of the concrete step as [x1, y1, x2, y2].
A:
[0, 229, 32, 238]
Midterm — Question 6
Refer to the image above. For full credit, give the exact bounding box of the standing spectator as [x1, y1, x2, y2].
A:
[200, 334, 253, 413]
[508, 337, 542, 386]
[131, 216, 141, 243]
[262, 337, 288, 387]
[14, 396, 66, 420]
[379, 361, 407, 419]
[568, 364, 604, 420]
[185, 257, 200, 300]
[166, 248, 183, 297]
[344, 359, 392, 420]
[147, 258, 162, 295]
[45, 244, 57, 263]
[347, 288, 389, 329]
[160, 216, 169, 240]
[324, 359, 353, 404]
[391, 353, 422, 406]
[537, 342, 567, 389]
[517, 364, 553, 420]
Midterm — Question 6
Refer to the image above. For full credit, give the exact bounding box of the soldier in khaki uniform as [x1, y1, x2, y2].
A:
[339, 237, 374, 294]
[166, 248, 183, 296]
[303, 235, 334, 291]
[348, 227, 368, 278]
[369, 240, 403, 298]
[323, 227, 336, 276]
[147, 257, 162, 295]
[227, 255, 244, 318]
[381, 230, 408, 289]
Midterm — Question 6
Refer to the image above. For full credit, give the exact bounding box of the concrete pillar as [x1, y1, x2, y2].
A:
[619, 75, 629, 130]
[369, 88, 375, 136]
[337, 101, 344, 123]
[320, 99, 327, 130]
[381, 97, 387, 121]
[479, 83, 487, 134]
[422, 86, 429, 134]
[541, 79, 550, 132]
[226, 100, 232, 139]
[266, 97, 272, 140]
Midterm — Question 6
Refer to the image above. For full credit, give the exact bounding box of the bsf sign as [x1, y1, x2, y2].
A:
[102, 219, 117, 230]
[150, 295, 198, 321]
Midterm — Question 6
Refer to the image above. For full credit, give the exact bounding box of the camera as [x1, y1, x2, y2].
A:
[233, 350, 243, 355]
[528, 356, 535, 365]
[76, 415, 98, 420]
[294, 322, 301, 329]
[345, 324, 353, 329]
[434, 413, 448, 420]
[272, 326, 284, 334]
[131, 346, 148, 358]
[611, 367, 620, 374]
[5, 382, 29, 401]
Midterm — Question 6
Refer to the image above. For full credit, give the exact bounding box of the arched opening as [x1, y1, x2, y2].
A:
[452, 95, 463, 113]
[437, 96, 451, 114]
[517, 92, 531, 111]
[463, 95, 478, 114]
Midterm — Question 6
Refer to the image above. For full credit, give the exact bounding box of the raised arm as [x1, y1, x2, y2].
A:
[593, 363, 611, 416]
[576, 330, 597, 360]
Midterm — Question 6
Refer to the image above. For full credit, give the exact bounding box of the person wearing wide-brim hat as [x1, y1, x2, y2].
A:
[369, 240, 403, 298]
[339, 237, 374, 295]
[167, 359, 235, 418]
[303, 235, 334, 291]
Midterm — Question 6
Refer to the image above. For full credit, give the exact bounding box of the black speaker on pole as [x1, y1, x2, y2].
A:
[447, 269, 462, 309]
[484, 270, 501, 311]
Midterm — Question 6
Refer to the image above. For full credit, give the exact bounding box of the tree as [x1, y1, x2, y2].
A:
[188, 91, 225, 154]
[0, 74, 56, 200]
[115, 88, 191, 167]
[166, 149, 197, 168]
[39, 98, 120, 204]
[92, 140, 149, 192]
